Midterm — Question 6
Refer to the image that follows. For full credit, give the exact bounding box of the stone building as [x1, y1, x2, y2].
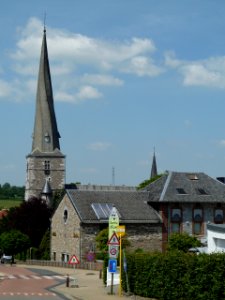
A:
[25, 28, 65, 202]
[145, 171, 225, 251]
[51, 185, 162, 262]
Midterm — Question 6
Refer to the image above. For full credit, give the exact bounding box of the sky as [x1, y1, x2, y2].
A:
[1, 0, 225, 187]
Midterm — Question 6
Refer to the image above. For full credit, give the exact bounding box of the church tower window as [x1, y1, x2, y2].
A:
[44, 160, 50, 175]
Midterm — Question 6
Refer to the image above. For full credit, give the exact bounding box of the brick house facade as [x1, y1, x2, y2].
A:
[145, 171, 225, 249]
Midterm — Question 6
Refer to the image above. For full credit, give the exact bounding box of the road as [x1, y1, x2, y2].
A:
[0, 264, 68, 299]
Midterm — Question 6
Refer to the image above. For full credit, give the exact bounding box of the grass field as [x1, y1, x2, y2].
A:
[0, 199, 23, 209]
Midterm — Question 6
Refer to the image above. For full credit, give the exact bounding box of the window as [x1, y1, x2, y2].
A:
[196, 188, 208, 195]
[61, 253, 69, 263]
[63, 209, 68, 223]
[176, 188, 187, 194]
[44, 160, 50, 175]
[193, 207, 203, 235]
[171, 208, 182, 222]
[188, 174, 199, 180]
[53, 252, 56, 261]
[171, 223, 180, 233]
[214, 208, 224, 224]
[171, 208, 182, 233]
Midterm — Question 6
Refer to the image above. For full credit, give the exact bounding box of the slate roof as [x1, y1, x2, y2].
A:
[32, 29, 61, 153]
[66, 189, 161, 224]
[144, 171, 225, 203]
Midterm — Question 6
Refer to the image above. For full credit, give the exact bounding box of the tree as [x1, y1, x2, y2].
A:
[0, 197, 51, 248]
[38, 229, 50, 260]
[137, 174, 163, 190]
[0, 230, 30, 261]
[96, 228, 108, 254]
[168, 232, 201, 252]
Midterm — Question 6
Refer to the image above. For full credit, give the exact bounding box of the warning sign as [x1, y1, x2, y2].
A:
[107, 232, 120, 246]
[68, 254, 80, 265]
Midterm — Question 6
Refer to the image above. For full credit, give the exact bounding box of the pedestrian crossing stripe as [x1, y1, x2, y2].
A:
[69, 254, 80, 265]
[1, 274, 66, 280]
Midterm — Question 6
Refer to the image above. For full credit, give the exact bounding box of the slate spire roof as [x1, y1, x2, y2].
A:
[150, 149, 158, 179]
[32, 28, 60, 153]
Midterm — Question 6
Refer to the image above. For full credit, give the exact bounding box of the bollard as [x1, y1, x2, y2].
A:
[66, 274, 70, 287]
[99, 269, 102, 279]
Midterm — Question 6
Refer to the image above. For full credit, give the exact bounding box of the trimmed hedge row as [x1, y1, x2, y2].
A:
[122, 251, 225, 300]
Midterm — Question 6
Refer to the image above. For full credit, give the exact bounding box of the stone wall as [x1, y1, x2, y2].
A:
[51, 194, 81, 261]
[125, 224, 162, 252]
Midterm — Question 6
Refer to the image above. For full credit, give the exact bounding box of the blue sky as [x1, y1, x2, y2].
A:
[1, 0, 225, 186]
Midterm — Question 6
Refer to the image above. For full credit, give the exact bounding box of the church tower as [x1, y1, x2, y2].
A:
[150, 149, 158, 179]
[25, 28, 65, 201]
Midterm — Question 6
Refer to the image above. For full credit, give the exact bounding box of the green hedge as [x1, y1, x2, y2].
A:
[122, 251, 225, 300]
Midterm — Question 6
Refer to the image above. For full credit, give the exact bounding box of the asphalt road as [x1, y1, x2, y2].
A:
[0, 264, 69, 299]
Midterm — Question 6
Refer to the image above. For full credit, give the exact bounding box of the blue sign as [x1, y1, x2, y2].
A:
[108, 259, 117, 273]
[123, 257, 127, 272]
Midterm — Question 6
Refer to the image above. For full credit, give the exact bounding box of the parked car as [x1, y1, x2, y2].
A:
[1, 255, 12, 263]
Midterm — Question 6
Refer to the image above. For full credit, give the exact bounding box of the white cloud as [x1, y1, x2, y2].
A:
[5, 17, 164, 104]
[77, 85, 102, 100]
[121, 55, 163, 77]
[0, 80, 12, 98]
[88, 142, 112, 151]
[182, 64, 224, 87]
[55, 85, 102, 103]
[165, 52, 225, 89]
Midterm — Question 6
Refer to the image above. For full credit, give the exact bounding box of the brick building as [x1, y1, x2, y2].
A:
[145, 171, 225, 251]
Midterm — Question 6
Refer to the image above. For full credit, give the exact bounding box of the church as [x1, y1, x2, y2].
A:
[25, 27, 225, 262]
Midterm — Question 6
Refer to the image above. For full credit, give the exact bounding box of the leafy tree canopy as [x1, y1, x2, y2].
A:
[0, 229, 30, 257]
[137, 174, 163, 190]
[0, 197, 51, 248]
[0, 183, 25, 199]
[168, 232, 201, 252]
[96, 228, 108, 253]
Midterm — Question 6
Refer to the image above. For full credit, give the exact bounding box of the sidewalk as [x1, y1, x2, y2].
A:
[17, 264, 152, 300]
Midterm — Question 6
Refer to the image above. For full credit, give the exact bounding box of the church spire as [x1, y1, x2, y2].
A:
[150, 148, 158, 179]
[32, 28, 60, 152]
[25, 28, 65, 202]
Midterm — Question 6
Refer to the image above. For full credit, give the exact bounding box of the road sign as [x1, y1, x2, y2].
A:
[108, 207, 119, 239]
[108, 258, 117, 273]
[107, 232, 120, 246]
[117, 225, 126, 237]
[109, 245, 119, 258]
[68, 254, 80, 265]
[86, 251, 95, 262]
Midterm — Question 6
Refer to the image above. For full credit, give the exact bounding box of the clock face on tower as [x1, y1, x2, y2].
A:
[44, 132, 50, 143]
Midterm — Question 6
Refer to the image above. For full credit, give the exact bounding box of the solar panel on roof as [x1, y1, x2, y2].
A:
[91, 203, 114, 220]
